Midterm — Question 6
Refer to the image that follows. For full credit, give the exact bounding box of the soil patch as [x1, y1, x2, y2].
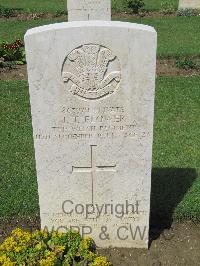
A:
[0, 64, 27, 81]
[157, 58, 200, 77]
[0, 216, 40, 243]
[0, 217, 199, 265]
[1, 59, 199, 81]
[0, 11, 179, 22]
[113, 10, 178, 19]
[99, 222, 200, 266]
[0, 13, 66, 21]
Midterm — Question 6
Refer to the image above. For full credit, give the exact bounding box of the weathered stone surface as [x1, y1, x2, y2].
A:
[67, 0, 111, 21]
[25, 21, 156, 248]
[179, 0, 200, 9]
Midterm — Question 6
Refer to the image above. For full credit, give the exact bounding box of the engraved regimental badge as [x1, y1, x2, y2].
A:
[62, 44, 121, 100]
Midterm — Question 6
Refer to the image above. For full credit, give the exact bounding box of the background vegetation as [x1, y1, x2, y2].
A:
[0, 0, 179, 13]
[0, 16, 200, 58]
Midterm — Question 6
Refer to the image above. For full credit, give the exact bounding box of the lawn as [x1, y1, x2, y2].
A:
[143, 0, 178, 10]
[0, 16, 200, 58]
[0, 0, 179, 13]
[0, 77, 199, 221]
[120, 16, 200, 57]
[0, 81, 39, 217]
[0, 18, 63, 42]
[152, 77, 200, 222]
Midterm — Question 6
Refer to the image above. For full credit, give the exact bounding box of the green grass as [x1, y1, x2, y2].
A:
[0, 81, 39, 217]
[0, 16, 199, 58]
[143, 0, 178, 11]
[0, 0, 178, 13]
[120, 16, 200, 57]
[152, 77, 200, 222]
[0, 18, 63, 42]
[0, 0, 66, 14]
[0, 77, 200, 221]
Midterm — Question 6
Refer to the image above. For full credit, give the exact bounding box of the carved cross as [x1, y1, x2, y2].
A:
[72, 145, 116, 204]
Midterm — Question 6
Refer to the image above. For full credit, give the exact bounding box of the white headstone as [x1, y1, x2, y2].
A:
[179, 0, 200, 9]
[25, 2, 156, 249]
[67, 0, 111, 21]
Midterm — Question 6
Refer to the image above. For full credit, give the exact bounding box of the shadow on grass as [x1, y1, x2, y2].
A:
[149, 167, 197, 245]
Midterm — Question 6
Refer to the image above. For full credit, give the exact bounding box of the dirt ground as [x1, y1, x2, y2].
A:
[156, 59, 200, 77]
[1, 9, 200, 22]
[0, 65, 28, 81]
[0, 11, 179, 22]
[0, 216, 40, 241]
[0, 217, 200, 266]
[100, 222, 200, 266]
[0, 59, 199, 81]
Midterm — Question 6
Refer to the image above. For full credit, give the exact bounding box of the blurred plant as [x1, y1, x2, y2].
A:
[177, 8, 196, 17]
[112, 0, 124, 13]
[0, 228, 112, 265]
[161, 0, 174, 14]
[0, 5, 17, 18]
[0, 39, 26, 68]
[54, 10, 67, 17]
[126, 0, 145, 14]
[175, 58, 199, 70]
[0, 58, 16, 69]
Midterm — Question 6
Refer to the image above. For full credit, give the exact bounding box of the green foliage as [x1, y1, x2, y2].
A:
[0, 0, 179, 13]
[0, 5, 16, 18]
[112, 0, 124, 12]
[177, 8, 196, 17]
[0, 40, 26, 67]
[161, 0, 175, 14]
[126, 0, 145, 13]
[175, 58, 199, 70]
[0, 59, 16, 69]
[54, 10, 67, 17]
[0, 228, 111, 265]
